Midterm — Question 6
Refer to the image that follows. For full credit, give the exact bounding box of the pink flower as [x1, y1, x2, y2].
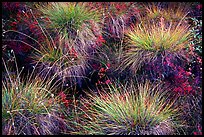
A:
[197, 124, 202, 131]
[115, 4, 121, 11]
[194, 131, 202, 135]
[97, 80, 102, 84]
[163, 61, 167, 65]
[45, 17, 50, 21]
[71, 47, 78, 57]
[11, 21, 17, 26]
[33, 21, 38, 25]
[186, 86, 192, 93]
[173, 87, 182, 93]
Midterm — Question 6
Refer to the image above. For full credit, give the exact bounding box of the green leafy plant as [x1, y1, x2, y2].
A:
[69, 80, 184, 135]
[188, 17, 202, 56]
[120, 18, 191, 74]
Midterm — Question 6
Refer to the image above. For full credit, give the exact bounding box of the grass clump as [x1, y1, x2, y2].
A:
[70, 80, 184, 135]
[143, 2, 192, 23]
[39, 2, 102, 38]
[31, 35, 89, 89]
[121, 18, 191, 73]
[2, 54, 67, 135]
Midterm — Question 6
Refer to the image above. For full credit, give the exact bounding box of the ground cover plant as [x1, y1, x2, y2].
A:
[2, 2, 202, 135]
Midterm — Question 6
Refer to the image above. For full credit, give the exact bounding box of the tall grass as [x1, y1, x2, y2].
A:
[2, 52, 68, 135]
[143, 2, 192, 23]
[175, 91, 202, 135]
[31, 35, 89, 89]
[3, 7, 91, 90]
[120, 18, 191, 73]
[39, 2, 102, 38]
[69, 80, 184, 135]
[2, 2, 200, 135]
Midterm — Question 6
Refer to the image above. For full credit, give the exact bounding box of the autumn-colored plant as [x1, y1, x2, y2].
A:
[140, 53, 201, 95]
[31, 35, 89, 90]
[38, 2, 102, 39]
[2, 52, 67, 135]
[175, 90, 202, 135]
[2, 2, 51, 74]
[2, 2, 100, 90]
[162, 2, 192, 22]
[2, 2, 202, 135]
[120, 18, 191, 74]
[37, 2, 105, 54]
[102, 2, 141, 42]
[143, 2, 192, 23]
[69, 80, 184, 135]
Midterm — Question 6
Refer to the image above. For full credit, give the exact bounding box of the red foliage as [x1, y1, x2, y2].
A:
[70, 47, 78, 58]
[99, 67, 106, 73]
[58, 91, 71, 107]
[196, 4, 202, 10]
[105, 79, 112, 84]
[92, 63, 101, 70]
[143, 54, 201, 95]
[96, 35, 105, 46]
[106, 63, 111, 69]
[95, 63, 112, 85]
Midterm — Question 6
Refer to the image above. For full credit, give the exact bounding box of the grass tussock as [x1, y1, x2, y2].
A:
[2, 54, 67, 135]
[121, 18, 191, 73]
[70, 80, 184, 135]
[143, 2, 192, 23]
[2, 2, 201, 135]
[39, 2, 102, 38]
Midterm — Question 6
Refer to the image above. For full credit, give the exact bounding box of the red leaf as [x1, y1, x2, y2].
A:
[197, 4, 202, 10]
[99, 67, 106, 73]
[106, 63, 111, 69]
[105, 79, 111, 84]
[11, 21, 17, 26]
[59, 91, 66, 100]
